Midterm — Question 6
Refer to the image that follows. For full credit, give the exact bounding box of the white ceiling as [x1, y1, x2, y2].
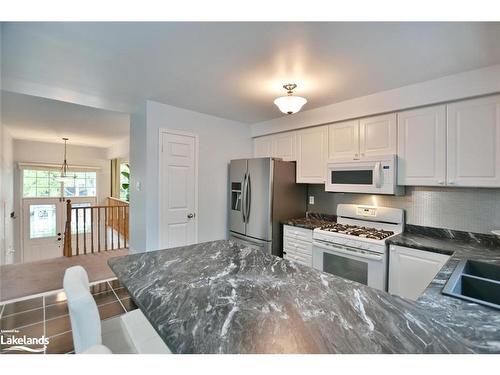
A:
[1, 91, 130, 147]
[3, 22, 500, 123]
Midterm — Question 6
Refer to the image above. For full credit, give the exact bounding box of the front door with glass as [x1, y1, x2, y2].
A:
[21, 168, 98, 262]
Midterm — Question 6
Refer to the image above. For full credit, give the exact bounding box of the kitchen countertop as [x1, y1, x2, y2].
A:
[387, 225, 500, 351]
[282, 212, 336, 230]
[108, 236, 500, 354]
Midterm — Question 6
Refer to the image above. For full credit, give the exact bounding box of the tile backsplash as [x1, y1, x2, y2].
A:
[307, 185, 500, 235]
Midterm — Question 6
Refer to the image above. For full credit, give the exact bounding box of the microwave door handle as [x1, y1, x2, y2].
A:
[374, 162, 382, 188]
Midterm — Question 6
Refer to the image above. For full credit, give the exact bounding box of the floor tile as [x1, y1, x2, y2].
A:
[44, 291, 67, 306]
[121, 298, 138, 312]
[46, 315, 72, 337]
[108, 279, 123, 289]
[1, 297, 43, 317]
[0, 308, 44, 329]
[93, 290, 119, 306]
[45, 302, 68, 320]
[90, 281, 113, 295]
[113, 287, 130, 299]
[98, 301, 125, 320]
[46, 331, 74, 354]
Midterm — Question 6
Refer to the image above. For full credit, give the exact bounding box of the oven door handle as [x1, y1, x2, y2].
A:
[313, 241, 384, 261]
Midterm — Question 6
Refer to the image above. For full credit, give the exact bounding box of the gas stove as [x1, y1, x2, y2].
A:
[312, 204, 405, 291]
[318, 223, 395, 240]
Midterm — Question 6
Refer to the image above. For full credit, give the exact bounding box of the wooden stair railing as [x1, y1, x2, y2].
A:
[63, 198, 129, 257]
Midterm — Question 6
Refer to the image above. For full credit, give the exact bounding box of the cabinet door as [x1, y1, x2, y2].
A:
[447, 95, 500, 187]
[296, 125, 329, 184]
[397, 105, 446, 186]
[273, 132, 296, 161]
[328, 120, 360, 160]
[359, 113, 397, 157]
[253, 136, 273, 158]
[389, 245, 449, 301]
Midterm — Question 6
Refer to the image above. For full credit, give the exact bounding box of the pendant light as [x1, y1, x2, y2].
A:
[273, 83, 307, 114]
[54, 138, 76, 183]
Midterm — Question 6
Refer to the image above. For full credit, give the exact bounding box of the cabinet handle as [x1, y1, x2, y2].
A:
[361, 153, 365, 157]
[438, 180, 444, 185]
[448, 180, 455, 185]
[354, 153, 358, 157]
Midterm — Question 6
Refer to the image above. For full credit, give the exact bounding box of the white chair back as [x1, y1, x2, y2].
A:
[63, 266, 102, 353]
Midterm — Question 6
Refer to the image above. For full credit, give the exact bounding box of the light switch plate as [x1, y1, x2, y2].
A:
[308, 196, 315, 205]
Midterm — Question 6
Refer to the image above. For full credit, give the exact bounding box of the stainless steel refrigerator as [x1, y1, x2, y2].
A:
[229, 157, 306, 256]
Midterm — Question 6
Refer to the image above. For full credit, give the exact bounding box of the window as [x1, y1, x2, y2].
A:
[63, 171, 97, 197]
[29, 204, 57, 238]
[23, 170, 62, 198]
[119, 163, 130, 201]
[23, 169, 97, 198]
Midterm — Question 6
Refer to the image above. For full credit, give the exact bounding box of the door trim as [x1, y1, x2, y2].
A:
[158, 128, 199, 248]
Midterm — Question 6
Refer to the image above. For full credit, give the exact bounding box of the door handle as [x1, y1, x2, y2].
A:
[374, 162, 382, 188]
[245, 174, 251, 223]
[187, 213, 195, 219]
[57, 233, 61, 236]
[241, 173, 247, 223]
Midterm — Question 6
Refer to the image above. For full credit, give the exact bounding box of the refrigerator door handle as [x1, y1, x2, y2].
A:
[241, 173, 247, 223]
[246, 173, 251, 223]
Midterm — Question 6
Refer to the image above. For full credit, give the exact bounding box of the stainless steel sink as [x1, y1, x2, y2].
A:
[442, 259, 500, 310]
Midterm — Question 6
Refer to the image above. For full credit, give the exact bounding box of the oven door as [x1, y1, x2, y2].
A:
[312, 240, 387, 291]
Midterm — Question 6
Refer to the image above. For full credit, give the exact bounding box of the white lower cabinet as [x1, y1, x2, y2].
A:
[388, 245, 450, 301]
[283, 225, 313, 267]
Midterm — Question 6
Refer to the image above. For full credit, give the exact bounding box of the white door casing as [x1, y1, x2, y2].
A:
[159, 129, 198, 249]
[397, 105, 447, 186]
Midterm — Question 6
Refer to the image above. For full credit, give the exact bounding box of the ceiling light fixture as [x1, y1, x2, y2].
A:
[54, 138, 76, 183]
[273, 83, 307, 115]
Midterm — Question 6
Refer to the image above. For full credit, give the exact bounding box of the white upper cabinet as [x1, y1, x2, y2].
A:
[359, 113, 397, 157]
[397, 105, 446, 186]
[296, 125, 329, 184]
[328, 120, 360, 160]
[253, 132, 296, 161]
[253, 135, 273, 158]
[272, 132, 296, 161]
[447, 95, 500, 187]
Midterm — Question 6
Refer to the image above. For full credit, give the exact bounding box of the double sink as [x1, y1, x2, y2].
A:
[443, 259, 500, 310]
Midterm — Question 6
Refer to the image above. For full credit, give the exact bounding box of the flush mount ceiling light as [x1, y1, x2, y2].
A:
[54, 138, 76, 183]
[273, 83, 307, 115]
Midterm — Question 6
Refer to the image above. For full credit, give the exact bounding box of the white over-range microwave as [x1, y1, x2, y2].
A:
[325, 154, 404, 195]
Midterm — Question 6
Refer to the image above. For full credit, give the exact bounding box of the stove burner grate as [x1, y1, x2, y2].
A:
[319, 223, 394, 240]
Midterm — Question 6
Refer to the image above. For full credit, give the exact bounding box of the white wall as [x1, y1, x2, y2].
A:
[107, 136, 129, 160]
[12, 139, 111, 263]
[129, 100, 252, 252]
[251, 64, 500, 137]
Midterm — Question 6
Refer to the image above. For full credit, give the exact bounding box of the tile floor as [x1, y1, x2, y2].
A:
[0, 279, 137, 354]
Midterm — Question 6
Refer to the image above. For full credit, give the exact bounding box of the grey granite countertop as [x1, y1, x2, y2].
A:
[282, 212, 336, 230]
[386, 225, 500, 352]
[108, 237, 500, 354]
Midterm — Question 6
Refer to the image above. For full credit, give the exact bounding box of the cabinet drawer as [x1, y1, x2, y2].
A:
[283, 251, 312, 267]
[283, 225, 313, 242]
[283, 237, 312, 257]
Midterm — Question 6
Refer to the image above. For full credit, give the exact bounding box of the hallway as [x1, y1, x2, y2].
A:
[0, 248, 129, 302]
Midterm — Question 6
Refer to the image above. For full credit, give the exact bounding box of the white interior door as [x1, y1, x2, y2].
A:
[159, 130, 198, 249]
[22, 198, 64, 262]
